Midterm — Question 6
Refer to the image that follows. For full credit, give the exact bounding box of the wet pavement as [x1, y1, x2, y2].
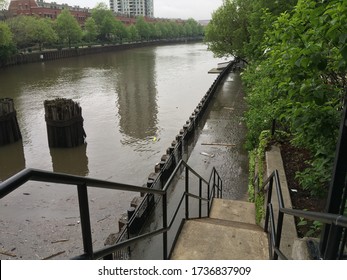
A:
[187, 71, 249, 200]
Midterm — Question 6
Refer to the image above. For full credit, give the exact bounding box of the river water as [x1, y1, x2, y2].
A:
[0, 42, 222, 183]
[0, 42, 235, 259]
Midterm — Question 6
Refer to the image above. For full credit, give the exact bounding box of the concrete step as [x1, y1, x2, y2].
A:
[170, 218, 269, 260]
[194, 217, 263, 232]
[210, 198, 257, 225]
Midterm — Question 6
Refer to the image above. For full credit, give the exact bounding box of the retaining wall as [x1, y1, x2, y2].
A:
[1, 38, 202, 68]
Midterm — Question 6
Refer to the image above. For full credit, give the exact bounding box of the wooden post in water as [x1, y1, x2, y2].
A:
[44, 98, 86, 148]
[0, 98, 22, 146]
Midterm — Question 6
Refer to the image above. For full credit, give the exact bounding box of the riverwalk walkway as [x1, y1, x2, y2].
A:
[186, 71, 249, 201]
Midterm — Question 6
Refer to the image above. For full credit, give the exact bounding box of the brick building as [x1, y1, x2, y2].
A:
[6, 1, 183, 26]
[8, 0, 89, 24]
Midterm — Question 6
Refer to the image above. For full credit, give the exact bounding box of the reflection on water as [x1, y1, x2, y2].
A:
[0, 140, 25, 180]
[114, 48, 159, 150]
[50, 144, 89, 176]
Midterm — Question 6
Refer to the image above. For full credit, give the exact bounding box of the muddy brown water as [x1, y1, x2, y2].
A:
[0, 43, 247, 259]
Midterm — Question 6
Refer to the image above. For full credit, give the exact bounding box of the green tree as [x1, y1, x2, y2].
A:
[55, 9, 82, 48]
[148, 23, 156, 40]
[204, 0, 251, 58]
[127, 24, 139, 42]
[114, 19, 128, 43]
[169, 22, 179, 38]
[135, 16, 150, 41]
[243, 0, 347, 195]
[245, 0, 297, 60]
[156, 22, 168, 38]
[0, 21, 15, 63]
[33, 17, 57, 50]
[84, 17, 98, 43]
[7, 16, 57, 50]
[7, 16, 36, 49]
[0, 0, 8, 10]
[91, 3, 116, 42]
[205, 0, 297, 60]
[185, 18, 202, 37]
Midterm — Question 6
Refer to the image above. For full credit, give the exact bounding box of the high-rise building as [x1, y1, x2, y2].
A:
[110, 0, 154, 18]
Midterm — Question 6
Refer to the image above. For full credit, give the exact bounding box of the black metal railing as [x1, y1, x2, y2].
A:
[262, 170, 347, 260]
[0, 160, 222, 260]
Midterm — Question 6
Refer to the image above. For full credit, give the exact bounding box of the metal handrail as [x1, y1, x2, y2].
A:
[0, 168, 165, 198]
[0, 159, 222, 260]
[263, 170, 347, 260]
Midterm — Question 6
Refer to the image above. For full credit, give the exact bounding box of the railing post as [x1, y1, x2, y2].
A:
[274, 212, 284, 260]
[162, 192, 168, 260]
[207, 178, 211, 216]
[320, 99, 347, 259]
[264, 176, 274, 232]
[185, 166, 189, 219]
[219, 176, 222, 198]
[199, 178, 202, 218]
[77, 183, 93, 259]
[213, 170, 216, 198]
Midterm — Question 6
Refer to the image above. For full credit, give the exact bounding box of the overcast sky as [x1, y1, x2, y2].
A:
[52, 0, 223, 20]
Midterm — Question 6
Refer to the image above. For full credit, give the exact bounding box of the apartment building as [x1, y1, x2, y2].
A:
[110, 0, 154, 18]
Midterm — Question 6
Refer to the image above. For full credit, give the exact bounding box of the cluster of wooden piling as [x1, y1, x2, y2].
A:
[1, 97, 86, 149]
[44, 98, 86, 148]
[0, 98, 22, 146]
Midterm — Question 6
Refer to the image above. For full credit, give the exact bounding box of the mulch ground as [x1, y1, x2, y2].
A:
[279, 141, 327, 238]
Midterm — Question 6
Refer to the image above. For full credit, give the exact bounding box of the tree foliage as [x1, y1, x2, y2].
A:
[55, 9, 82, 48]
[33, 17, 57, 50]
[204, 0, 252, 58]
[84, 17, 98, 43]
[114, 19, 128, 43]
[205, 0, 297, 60]
[135, 16, 150, 41]
[2, 6, 203, 56]
[91, 3, 117, 41]
[0, 0, 8, 10]
[0, 21, 15, 63]
[243, 0, 347, 196]
[206, 0, 347, 196]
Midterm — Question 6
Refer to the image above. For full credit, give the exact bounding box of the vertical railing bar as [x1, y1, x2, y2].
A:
[338, 228, 347, 259]
[268, 204, 277, 260]
[264, 175, 274, 232]
[213, 170, 216, 199]
[219, 175, 222, 198]
[207, 179, 211, 216]
[77, 183, 94, 259]
[185, 166, 189, 219]
[162, 193, 168, 260]
[274, 212, 284, 260]
[199, 178, 202, 218]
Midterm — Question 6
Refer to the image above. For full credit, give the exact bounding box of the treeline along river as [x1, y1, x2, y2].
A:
[0, 42, 223, 259]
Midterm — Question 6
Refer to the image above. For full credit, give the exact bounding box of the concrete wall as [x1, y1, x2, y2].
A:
[1, 38, 202, 68]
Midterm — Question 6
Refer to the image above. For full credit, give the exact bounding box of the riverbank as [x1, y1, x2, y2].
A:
[1, 37, 203, 68]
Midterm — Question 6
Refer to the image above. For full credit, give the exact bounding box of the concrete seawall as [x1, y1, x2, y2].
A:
[1, 38, 202, 68]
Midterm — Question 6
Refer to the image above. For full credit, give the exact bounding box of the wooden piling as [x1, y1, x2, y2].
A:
[0, 98, 22, 146]
[44, 98, 86, 148]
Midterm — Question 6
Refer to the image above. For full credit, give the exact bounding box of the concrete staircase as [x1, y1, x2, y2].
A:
[170, 198, 269, 260]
